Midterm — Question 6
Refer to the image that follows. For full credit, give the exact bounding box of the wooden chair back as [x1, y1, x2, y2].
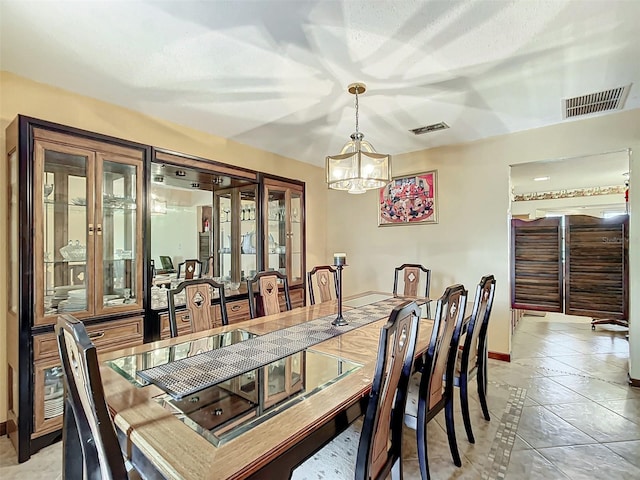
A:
[167, 278, 228, 337]
[393, 264, 431, 298]
[307, 265, 338, 305]
[426, 284, 467, 409]
[356, 301, 420, 480]
[247, 271, 291, 318]
[461, 275, 496, 375]
[177, 259, 203, 280]
[56, 314, 128, 480]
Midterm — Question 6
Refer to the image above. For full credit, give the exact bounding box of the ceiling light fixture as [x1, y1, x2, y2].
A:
[533, 176, 550, 181]
[326, 83, 391, 194]
[175, 170, 186, 177]
[191, 182, 200, 188]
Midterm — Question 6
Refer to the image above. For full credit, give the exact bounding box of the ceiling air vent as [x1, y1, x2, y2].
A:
[563, 84, 631, 119]
[410, 121, 450, 135]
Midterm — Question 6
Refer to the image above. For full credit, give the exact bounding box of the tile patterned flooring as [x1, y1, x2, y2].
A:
[1, 312, 638, 479]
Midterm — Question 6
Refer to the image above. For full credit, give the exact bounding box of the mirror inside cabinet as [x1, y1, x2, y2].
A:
[150, 161, 258, 292]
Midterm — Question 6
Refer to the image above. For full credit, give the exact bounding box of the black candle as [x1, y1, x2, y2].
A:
[334, 252, 347, 266]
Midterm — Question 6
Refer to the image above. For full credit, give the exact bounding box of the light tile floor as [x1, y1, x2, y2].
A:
[1, 312, 638, 479]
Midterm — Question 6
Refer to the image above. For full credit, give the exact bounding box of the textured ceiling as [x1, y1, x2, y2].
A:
[1, 0, 639, 167]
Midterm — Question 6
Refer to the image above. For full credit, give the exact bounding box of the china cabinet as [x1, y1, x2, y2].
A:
[5, 116, 148, 461]
[5, 118, 308, 461]
[263, 178, 305, 287]
[214, 184, 259, 284]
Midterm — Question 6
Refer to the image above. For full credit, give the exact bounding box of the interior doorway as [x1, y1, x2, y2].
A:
[509, 150, 630, 330]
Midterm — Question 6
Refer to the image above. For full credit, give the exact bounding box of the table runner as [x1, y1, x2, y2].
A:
[137, 297, 411, 399]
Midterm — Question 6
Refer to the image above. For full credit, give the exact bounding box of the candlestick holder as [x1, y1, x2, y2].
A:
[332, 263, 348, 326]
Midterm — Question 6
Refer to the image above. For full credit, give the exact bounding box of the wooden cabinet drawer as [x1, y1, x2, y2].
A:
[220, 299, 250, 324]
[34, 316, 144, 361]
[287, 288, 305, 309]
[159, 310, 194, 339]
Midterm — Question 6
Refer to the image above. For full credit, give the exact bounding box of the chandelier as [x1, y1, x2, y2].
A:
[326, 83, 391, 194]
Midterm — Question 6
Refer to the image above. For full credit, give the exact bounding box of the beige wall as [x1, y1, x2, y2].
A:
[328, 108, 639, 365]
[0, 71, 328, 424]
[2, 70, 639, 426]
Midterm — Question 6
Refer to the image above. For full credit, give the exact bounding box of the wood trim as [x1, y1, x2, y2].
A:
[34, 128, 144, 161]
[488, 351, 511, 362]
[262, 174, 305, 190]
[154, 150, 257, 181]
[263, 177, 304, 192]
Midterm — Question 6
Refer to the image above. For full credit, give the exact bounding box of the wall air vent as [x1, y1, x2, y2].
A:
[410, 121, 450, 135]
[563, 84, 631, 119]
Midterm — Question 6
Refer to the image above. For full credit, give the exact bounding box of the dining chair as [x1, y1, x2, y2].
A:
[247, 270, 292, 319]
[177, 258, 203, 280]
[167, 278, 228, 337]
[455, 274, 496, 443]
[393, 264, 432, 317]
[404, 284, 467, 480]
[291, 301, 421, 480]
[307, 265, 338, 305]
[56, 314, 137, 479]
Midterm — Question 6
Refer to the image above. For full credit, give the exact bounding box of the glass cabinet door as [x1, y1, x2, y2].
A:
[290, 190, 303, 284]
[216, 192, 233, 280]
[265, 187, 286, 278]
[239, 187, 258, 282]
[33, 360, 64, 436]
[215, 185, 258, 284]
[96, 154, 143, 314]
[264, 181, 304, 286]
[36, 142, 94, 326]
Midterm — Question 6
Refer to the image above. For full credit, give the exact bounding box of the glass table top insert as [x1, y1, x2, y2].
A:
[154, 349, 361, 446]
[106, 329, 257, 387]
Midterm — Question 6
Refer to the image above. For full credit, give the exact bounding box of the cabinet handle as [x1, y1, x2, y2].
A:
[88, 224, 94, 236]
[231, 305, 241, 312]
[88, 331, 105, 340]
[181, 315, 190, 322]
[96, 224, 102, 236]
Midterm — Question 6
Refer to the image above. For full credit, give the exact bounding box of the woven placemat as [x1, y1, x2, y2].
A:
[137, 297, 411, 399]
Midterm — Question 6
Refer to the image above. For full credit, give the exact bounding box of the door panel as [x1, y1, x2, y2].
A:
[511, 217, 563, 312]
[564, 215, 628, 319]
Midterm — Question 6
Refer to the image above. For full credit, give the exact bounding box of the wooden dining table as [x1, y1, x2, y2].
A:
[99, 291, 433, 480]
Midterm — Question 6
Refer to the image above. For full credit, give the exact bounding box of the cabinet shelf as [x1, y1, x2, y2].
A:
[44, 260, 87, 265]
[44, 200, 86, 207]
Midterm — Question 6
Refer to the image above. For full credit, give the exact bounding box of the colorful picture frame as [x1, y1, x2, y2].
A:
[378, 170, 438, 226]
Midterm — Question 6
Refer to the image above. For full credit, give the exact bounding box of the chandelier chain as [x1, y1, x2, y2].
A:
[354, 88, 359, 134]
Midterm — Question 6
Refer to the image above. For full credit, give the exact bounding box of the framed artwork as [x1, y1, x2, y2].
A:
[378, 170, 438, 226]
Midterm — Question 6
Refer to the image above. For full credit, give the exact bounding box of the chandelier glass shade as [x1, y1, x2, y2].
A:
[326, 83, 391, 194]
